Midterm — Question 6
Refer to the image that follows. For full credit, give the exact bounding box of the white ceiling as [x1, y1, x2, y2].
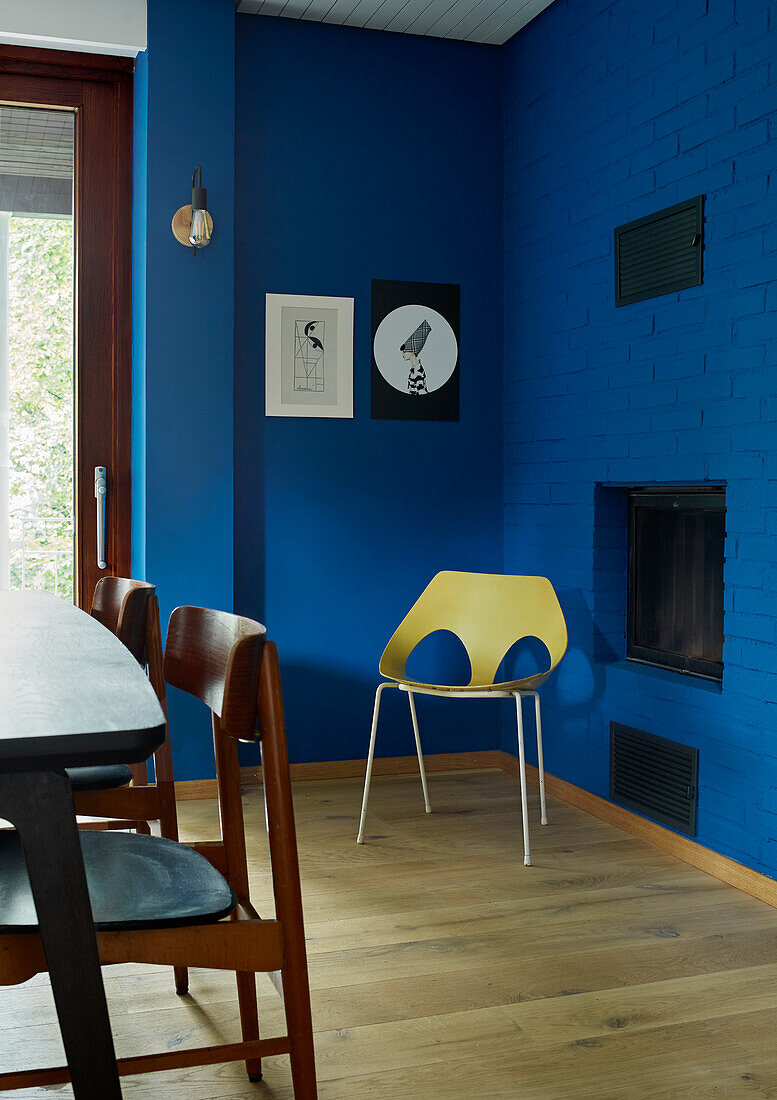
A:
[0, 0, 146, 56]
[237, 0, 553, 46]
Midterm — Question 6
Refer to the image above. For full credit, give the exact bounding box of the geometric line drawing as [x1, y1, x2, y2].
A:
[293, 319, 325, 391]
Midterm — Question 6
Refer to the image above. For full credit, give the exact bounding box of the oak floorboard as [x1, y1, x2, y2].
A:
[2, 769, 777, 1098]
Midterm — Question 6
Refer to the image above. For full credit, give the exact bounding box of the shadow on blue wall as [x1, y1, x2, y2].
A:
[501, 587, 609, 783]
[234, 15, 505, 766]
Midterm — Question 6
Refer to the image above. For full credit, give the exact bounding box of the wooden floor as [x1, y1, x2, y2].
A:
[4, 768, 777, 1098]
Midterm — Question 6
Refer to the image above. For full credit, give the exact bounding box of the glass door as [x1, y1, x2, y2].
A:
[0, 105, 75, 600]
[0, 50, 133, 608]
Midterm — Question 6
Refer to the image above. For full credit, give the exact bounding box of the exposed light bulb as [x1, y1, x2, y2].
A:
[188, 207, 211, 248]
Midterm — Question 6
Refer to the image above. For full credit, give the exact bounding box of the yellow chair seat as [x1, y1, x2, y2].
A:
[382, 670, 553, 694]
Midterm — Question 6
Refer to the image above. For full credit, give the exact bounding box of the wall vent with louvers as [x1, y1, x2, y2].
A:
[614, 196, 704, 307]
[610, 722, 698, 835]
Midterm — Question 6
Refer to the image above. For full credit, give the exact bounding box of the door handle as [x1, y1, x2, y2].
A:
[94, 466, 107, 570]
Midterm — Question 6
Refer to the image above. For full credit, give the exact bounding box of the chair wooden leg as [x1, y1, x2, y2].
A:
[284, 968, 317, 1100]
[129, 760, 148, 786]
[236, 970, 262, 1081]
[157, 777, 186, 994]
[259, 642, 318, 1096]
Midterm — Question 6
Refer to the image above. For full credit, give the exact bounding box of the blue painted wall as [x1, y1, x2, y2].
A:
[132, 0, 236, 779]
[502, 0, 777, 874]
[234, 16, 504, 764]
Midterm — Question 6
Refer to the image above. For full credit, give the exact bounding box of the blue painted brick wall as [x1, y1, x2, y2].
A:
[502, 0, 777, 874]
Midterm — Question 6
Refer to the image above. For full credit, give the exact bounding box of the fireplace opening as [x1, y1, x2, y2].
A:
[627, 487, 726, 681]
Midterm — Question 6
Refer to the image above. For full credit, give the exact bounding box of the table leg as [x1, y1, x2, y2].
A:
[0, 769, 122, 1099]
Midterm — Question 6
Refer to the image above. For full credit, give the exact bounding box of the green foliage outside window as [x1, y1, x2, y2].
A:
[8, 215, 74, 601]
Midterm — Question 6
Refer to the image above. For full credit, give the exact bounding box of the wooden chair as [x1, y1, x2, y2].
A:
[69, 577, 178, 843]
[0, 608, 317, 1097]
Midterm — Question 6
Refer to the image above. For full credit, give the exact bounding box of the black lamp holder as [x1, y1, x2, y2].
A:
[191, 164, 207, 211]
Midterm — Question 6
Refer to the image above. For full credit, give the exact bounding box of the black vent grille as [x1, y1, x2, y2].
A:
[610, 722, 698, 835]
[614, 196, 703, 306]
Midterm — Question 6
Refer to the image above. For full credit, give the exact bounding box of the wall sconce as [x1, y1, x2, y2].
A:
[171, 165, 213, 255]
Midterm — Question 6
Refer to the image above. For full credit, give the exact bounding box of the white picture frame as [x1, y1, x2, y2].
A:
[265, 293, 354, 418]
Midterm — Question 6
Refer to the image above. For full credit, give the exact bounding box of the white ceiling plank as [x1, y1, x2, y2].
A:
[270, 0, 315, 16]
[401, 0, 463, 36]
[442, 0, 529, 40]
[322, 0, 368, 26]
[364, 0, 420, 30]
[239, 0, 557, 42]
[424, 0, 503, 38]
[342, 0, 392, 25]
[288, 0, 336, 19]
[468, 0, 548, 41]
[256, 0, 293, 16]
[383, 0, 429, 32]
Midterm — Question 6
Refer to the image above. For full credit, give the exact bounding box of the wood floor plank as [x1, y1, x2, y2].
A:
[2, 769, 777, 1099]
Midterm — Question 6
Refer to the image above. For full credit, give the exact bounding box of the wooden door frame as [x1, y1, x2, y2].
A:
[0, 45, 133, 608]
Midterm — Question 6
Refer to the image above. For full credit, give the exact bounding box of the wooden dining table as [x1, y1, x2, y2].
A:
[0, 590, 166, 1099]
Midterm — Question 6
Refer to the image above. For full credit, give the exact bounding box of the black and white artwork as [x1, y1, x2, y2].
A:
[266, 294, 353, 418]
[371, 280, 460, 421]
[294, 320, 326, 392]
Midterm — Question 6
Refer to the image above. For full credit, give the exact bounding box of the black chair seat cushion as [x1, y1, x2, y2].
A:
[66, 764, 134, 791]
[0, 831, 236, 933]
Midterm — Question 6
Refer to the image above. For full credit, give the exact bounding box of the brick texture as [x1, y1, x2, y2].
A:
[502, 0, 777, 873]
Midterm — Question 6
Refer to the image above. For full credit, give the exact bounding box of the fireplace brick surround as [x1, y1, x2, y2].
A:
[502, 0, 777, 876]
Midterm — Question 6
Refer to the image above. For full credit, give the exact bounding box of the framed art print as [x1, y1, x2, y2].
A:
[265, 293, 354, 418]
[371, 279, 459, 421]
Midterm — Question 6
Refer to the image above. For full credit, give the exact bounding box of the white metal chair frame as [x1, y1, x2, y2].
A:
[356, 682, 547, 865]
[355, 572, 567, 866]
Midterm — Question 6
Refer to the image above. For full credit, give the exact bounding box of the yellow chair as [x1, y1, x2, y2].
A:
[356, 571, 567, 865]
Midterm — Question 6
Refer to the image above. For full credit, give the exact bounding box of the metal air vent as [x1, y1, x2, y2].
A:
[610, 722, 698, 835]
[614, 196, 703, 306]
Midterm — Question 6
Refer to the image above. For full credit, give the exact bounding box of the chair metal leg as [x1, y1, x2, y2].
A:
[406, 690, 432, 814]
[533, 692, 548, 826]
[356, 682, 393, 844]
[514, 693, 532, 866]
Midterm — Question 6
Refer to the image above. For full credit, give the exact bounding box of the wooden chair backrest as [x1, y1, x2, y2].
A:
[91, 578, 155, 667]
[164, 607, 266, 901]
[89, 578, 172, 797]
[164, 606, 265, 743]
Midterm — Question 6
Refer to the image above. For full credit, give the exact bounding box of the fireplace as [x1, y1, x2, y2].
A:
[627, 487, 726, 681]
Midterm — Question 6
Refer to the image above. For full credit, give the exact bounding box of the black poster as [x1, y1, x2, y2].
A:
[371, 279, 460, 421]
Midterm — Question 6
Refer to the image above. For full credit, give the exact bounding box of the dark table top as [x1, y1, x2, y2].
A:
[0, 591, 165, 770]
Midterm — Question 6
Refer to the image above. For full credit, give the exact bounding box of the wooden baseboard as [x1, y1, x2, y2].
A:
[175, 746, 777, 909]
[494, 750, 777, 909]
[174, 750, 502, 801]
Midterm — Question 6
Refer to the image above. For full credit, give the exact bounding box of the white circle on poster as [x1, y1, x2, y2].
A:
[373, 305, 458, 395]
